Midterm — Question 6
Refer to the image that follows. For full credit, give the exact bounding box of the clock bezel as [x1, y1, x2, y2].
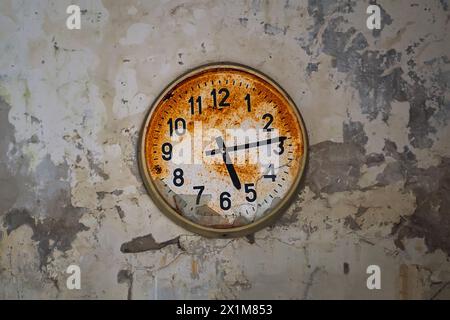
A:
[138, 62, 309, 238]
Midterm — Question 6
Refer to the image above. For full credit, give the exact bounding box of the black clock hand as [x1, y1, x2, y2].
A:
[215, 136, 241, 190]
[206, 136, 287, 156]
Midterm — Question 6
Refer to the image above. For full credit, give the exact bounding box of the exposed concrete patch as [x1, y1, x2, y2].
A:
[306, 120, 367, 196]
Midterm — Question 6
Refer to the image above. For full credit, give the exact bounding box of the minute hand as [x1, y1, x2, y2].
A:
[205, 136, 287, 156]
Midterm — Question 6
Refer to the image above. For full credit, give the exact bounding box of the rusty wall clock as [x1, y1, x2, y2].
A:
[139, 63, 308, 237]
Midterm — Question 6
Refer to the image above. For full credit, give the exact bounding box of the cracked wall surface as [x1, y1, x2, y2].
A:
[0, 0, 449, 299]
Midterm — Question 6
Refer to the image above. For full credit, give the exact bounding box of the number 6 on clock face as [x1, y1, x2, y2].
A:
[139, 63, 308, 237]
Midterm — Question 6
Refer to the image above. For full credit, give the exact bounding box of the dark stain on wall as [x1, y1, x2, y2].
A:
[307, 1, 449, 149]
[383, 142, 450, 255]
[0, 98, 20, 215]
[120, 233, 181, 253]
[4, 204, 88, 269]
[117, 269, 133, 300]
[302, 0, 450, 256]
[0, 99, 88, 270]
[306, 120, 367, 196]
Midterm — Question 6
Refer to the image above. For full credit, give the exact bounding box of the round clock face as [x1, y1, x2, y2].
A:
[139, 63, 307, 237]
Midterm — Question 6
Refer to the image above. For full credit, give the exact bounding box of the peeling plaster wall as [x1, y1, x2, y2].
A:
[0, 0, 449, 299]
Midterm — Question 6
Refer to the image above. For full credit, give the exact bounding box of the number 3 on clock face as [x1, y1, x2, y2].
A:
[139, 63, 308, 237]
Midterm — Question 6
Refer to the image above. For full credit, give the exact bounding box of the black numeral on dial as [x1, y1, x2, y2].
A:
[245, 93, 251, 112]
[275, 139, 285, 155]
[211, 88, 230, 108]
[220, 191, 231, 210]
[193, 185, 205, 205]
[263, 113, 274, 132]
[173, 168, 184, 187]
[167, 118, 186, 136]
[263, 164, 277, 182]
[244, 183, 257, 202]
[161, 142, 172, 160]
[189, 96, 202, 115]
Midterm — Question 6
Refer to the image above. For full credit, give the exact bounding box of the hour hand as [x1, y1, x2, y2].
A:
[215, 136, 241, 190]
